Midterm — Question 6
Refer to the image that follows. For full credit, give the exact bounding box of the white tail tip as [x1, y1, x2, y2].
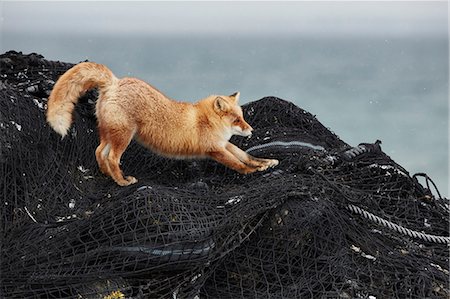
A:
[47, 115, 70, 137]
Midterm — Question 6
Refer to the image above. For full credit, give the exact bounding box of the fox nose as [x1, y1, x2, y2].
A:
[247, 125, 253, 136]
[245, 126, 253, 137]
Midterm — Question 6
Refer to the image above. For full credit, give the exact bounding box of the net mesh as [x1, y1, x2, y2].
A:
[1, 51, 449, 299]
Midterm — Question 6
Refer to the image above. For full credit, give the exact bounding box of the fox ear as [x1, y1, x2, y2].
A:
[230, 91, 240, 103]
[214, 96, 229, 113]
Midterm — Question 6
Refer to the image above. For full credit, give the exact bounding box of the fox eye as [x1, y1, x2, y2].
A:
[233, 118, 240, 124]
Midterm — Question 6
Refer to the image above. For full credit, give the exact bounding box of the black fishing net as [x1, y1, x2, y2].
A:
[1, 51, 449, 299]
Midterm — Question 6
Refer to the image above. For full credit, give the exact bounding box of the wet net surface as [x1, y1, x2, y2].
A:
[1, 51, 449, 299]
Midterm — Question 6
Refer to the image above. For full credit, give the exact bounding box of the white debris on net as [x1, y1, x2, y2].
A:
[325, 155, 339, 165]
[26, 85, 39, 93]
[191, 273, 202, 283]
[32, 98, 45, 109]
[430, 263, 450, 275]
[17, 71, 28, 79]
[351, 245, 361, 253]
[77, 165, 89, 173]
[362, 253, 377, 261]
[172, 288, 179, 299]
[350, 245, 377, 261]
[68, 199, 76, 209]
[10, 121, 22, 131]
[368, 163, 408, 177]
[55, 214, 78, 222]
[226, 195, 243, 205]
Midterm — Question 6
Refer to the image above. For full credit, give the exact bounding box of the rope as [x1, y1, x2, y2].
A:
[246, 140, 325, 153]
[347, 204, 450, 244]
[413, 173, 443, 200]
[341, 139, 382, 161]
[248, 140, 449, 245]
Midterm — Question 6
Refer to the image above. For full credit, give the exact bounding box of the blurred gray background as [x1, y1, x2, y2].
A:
[1, 1, 448, 196]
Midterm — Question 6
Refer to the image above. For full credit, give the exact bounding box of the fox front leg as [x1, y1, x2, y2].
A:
[225, 142, 279, 171]
[208, 148, 260, 174]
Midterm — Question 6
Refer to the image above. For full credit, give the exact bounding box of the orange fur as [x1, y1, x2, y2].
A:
[47, 62, 278, 186]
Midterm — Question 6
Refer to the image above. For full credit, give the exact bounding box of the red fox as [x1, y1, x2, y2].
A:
[46, 62, 279, 186]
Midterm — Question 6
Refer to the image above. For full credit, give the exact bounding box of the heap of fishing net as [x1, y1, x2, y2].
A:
[1, 51, 449, 299]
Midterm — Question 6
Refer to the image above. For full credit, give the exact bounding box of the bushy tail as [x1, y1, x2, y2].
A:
[46, 62, 116, 137]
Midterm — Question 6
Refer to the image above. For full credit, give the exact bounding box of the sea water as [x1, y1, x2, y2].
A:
[2, 33, 448, 197]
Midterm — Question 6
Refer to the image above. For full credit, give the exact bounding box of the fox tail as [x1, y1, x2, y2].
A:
[46, 62, 116, 137]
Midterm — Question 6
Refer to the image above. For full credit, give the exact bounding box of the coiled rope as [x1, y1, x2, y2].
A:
[247, 140, 450, 244]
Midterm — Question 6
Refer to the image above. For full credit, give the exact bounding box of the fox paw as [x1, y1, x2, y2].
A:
[256, 164, 270, 172]
[255, 159, 279, 172]
[265, 159, 279, 168]
[125, 176, 138, 185]
[117, 176, 138, 186]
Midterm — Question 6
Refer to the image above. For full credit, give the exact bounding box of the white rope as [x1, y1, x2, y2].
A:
[246, 140, 325, 153]
[347, 204, 450, 244]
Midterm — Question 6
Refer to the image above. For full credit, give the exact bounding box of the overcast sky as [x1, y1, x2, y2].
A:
[1, 1, 448, 37]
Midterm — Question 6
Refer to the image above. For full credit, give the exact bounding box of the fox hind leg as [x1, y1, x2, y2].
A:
[95, 134, 111, 176]
[104, 127, 137, 186]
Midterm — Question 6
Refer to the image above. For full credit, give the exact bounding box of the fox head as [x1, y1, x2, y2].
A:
[213, 92, 253, 138]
